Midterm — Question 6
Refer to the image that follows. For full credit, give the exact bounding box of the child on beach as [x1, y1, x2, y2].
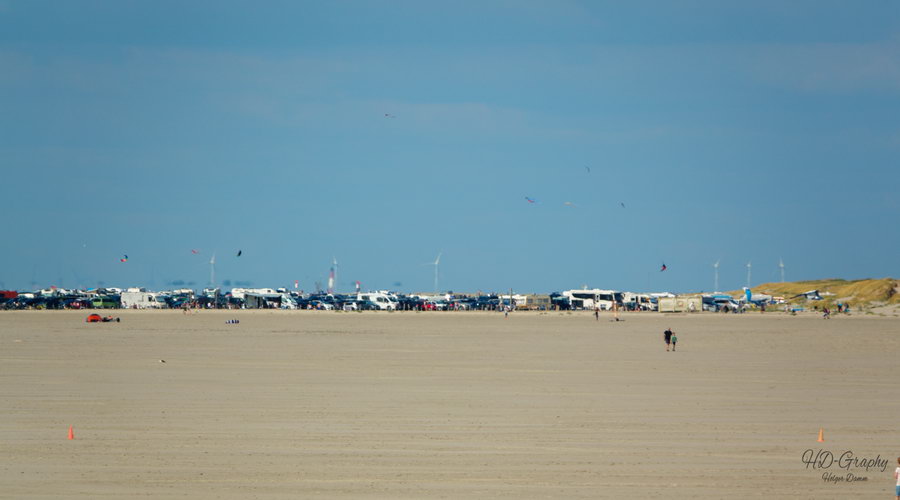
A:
[894, 457, 900, 500]
[671, 332, 677, 351]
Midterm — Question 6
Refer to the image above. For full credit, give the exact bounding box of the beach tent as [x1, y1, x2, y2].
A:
[86, 314, 102, 323]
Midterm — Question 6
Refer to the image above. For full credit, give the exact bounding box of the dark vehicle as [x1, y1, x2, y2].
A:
[473, 296, 500, 310]
[64, 298, 91, 309]
[398, 297, 426, 310]
[357, 300, 380, 311]
[449, 298, 476, 310]
[307, 293, 339, 306]
[550, 293, 572, 310]
[166, 296, 193, 309]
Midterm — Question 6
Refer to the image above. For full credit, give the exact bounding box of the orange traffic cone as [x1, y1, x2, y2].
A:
[817, 428, 824, 443]
[68, 425, 74, 440]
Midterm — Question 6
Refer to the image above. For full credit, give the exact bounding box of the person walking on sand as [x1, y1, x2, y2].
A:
[671, 331, 678, 351]
[664, 328, 673, 351]
[594, 307, 599, 321]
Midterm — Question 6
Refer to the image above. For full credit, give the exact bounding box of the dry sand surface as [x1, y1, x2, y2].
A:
[2, 310, 899, 499]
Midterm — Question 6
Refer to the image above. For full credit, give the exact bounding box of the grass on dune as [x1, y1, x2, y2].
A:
[725, 278, 898, 307]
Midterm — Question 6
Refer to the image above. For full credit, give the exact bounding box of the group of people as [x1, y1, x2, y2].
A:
[815, 303, 851, 319]
[664, 327, 678, 351]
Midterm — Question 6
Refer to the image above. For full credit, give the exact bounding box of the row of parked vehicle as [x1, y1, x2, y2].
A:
[1, 295, 119, 310]
[2, 289, 581, 311]
[289, 292, 516, 311]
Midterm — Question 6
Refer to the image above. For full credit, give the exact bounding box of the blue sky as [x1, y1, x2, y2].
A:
[1, 0, 898, 293]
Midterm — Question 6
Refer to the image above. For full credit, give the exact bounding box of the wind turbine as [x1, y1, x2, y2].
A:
[332, 256, 338, 293]
[713, 259, 720, 292]
[746, 260, 752, 289]
[209, 253, 216, 288]
[425, 251, 442, 294]
[779, 257, 785, 283]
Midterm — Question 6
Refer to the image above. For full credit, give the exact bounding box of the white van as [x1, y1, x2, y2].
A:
[357, 292, 398, 310]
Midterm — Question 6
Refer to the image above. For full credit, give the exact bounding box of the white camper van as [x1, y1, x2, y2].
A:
[357, 291, 398, 310]
[121, 291, 165, 309]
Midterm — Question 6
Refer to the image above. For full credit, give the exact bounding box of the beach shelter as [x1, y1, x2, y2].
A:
[86, 313, 102, 323]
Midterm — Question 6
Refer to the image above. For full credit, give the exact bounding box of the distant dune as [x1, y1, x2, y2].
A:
[729, 278, 898, 307]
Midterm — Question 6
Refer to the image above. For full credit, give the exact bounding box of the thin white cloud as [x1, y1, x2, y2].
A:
[3, 39, 897, 150]
[744, 40, 900, 93]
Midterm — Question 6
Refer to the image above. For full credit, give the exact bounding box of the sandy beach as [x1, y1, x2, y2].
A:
[2, 310, 898, 498]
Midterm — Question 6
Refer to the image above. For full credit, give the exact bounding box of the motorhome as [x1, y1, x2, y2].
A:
[230, 288, 277, 300]
[357, 291, 398, 310]
[505, 294, 551, 310]
[121, 291, 166, 309]
[622, 292, 655, 311]
[561, 289, 622, 310]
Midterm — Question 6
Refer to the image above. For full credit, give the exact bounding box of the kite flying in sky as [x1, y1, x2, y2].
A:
[563, 201, 577, 207]
[584, 166, 591, 174]
[525, 197, 536, 204]
[384, 113, 396, 118]
[660, 263, 667, 272]
[236, 250, 242, 257]
[620, 202, 626, 208]
[191, 249, 199, 254]
[120, 255, 128, 263]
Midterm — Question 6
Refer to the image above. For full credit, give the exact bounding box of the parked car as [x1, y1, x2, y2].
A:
[398, 297, 426, 310]
[308, 300, 334, 310]
[357, 300, 381, 311]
